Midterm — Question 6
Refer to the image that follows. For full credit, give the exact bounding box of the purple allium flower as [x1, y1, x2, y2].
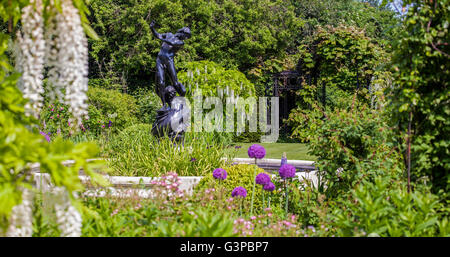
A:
[213, 168, 227, 180]
[263, 182, 275, 192]
[231, 186, 247, 198]
[281, 153, 287, 166]
[247, 144, 266, 159]
[279, 164, 296, 179]
[39, 131, 51, 142]
[255, 173, 271, 186]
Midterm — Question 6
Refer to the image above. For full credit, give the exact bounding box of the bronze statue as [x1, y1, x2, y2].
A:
[150, 20, 189, 108]
[150, 21, 190, 140]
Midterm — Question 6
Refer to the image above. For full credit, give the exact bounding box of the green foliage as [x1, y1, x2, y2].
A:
[40, 86, 140, 138]
[39, 101, 72, 137]
[179, 60, 255, 99]
[86, 86, 139, 134]
[156, 208, 235, 237]
[292, 0, 400, 45]
[81, 196, 156, 236]
[332, 176, 449, 237]
[0, 0, 108, 232]
[196, 164, 271, 215]
[80, 191, 236, 237]
[87, 0, 303, 90]
[104, 124, 235, 176]
[130, 87, 161, 124]
[178, 60, 259, 141]
[296, 25, 389, 108]
[288, 94, 403, 196]
[0, 45, 106, 231]
[386, 0, 450, 194]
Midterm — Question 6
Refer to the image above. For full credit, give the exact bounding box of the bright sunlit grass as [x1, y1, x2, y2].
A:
[230, 142, 315, 161]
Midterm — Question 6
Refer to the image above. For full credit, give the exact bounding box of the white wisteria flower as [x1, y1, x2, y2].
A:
[5, 189, 34, 237]
[15, 0, 45, 118]
[53, 187, 82, 237]
[16, 0, 90, 125]
[46, 0, 89, 126]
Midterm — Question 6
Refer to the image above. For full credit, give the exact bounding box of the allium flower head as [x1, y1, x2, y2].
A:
[281, 152, 287, 166]
[213, 168, 227, 180]
[263, 182, 275, 192]
[255, 173, 271, 186]
[279, 164, 296, 179]
[247, 144, 266, 159]
[231, 186, 247, 198]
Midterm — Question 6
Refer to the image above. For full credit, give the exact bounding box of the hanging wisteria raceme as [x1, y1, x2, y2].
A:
[53, 187, 82, 237]
[16, 0, 89, 125]
[49, 0, 89, 126]
[15, 0, 45, 118]
[44, 4, 64, 103]
[5, 189, 34, 237]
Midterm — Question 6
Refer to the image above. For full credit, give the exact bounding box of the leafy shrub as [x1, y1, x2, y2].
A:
[386, 0, 450, 195]
[40, 86, 140, 138]
[0, 33, 105, 233]
[130, 87, 161, 124]
[81, 196, 158, 237]
[80, 180, 237, 237]
[40, 101, 72, 137]
[179, 60, 264, 141]
[179, 60, 255, 99]
[288, 96, 403, 197]
[295, 24, 390, 109]
[86, 86, 139, 134]
[196, 164, 273, 215]
[88, 0, 302, 88]
[331, 176, 449, 237]
[155, 208, 235, 237]
[104, 124, 235, 176]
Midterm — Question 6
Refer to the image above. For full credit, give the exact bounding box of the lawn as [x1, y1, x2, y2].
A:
[230, 143, 315, 161]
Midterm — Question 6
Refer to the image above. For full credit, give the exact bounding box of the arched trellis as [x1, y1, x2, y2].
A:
[267, 70, 303, 137]
[266, 58, 373, 138]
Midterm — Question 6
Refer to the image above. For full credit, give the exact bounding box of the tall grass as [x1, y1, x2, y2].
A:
[103, 124, 236, 177]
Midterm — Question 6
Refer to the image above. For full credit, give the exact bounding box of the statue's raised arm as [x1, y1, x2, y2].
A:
[150, 21, 184, 47]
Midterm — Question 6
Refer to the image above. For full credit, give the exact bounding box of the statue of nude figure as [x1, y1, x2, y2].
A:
[150, 20, 190, 108]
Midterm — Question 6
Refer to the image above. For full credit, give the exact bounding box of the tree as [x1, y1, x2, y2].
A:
[87, 0, 303, 93]
[386, 0, 449, 195]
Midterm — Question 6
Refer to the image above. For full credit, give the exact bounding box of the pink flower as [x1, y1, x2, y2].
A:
[111, 209, 119, 216]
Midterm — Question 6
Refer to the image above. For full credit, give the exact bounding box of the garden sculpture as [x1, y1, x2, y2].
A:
[150, 20, 189, 107]
[150, 21, 190, 141]
[152, 85, 186, 141]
